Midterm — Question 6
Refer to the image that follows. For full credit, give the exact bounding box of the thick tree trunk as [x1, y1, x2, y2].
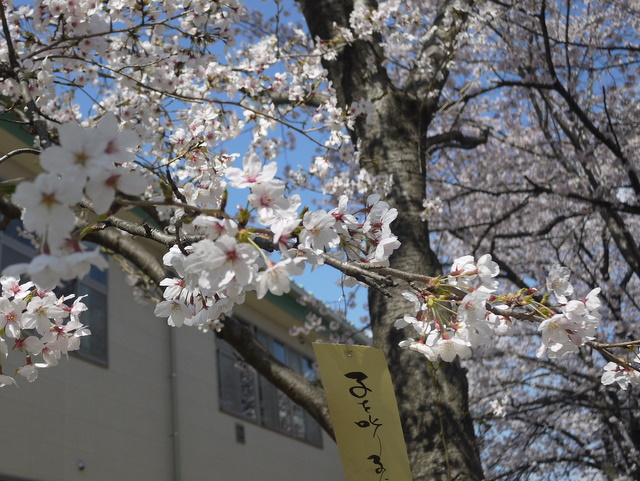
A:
[296, 1, 484, 479]
[362, 91, 483, 481]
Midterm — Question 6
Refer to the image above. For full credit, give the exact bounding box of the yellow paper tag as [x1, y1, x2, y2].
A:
[313, 343, 413, 481]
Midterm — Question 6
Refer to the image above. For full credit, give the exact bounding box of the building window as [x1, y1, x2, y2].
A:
[0, 219, 109, 365]
[217, 323, 323, 447]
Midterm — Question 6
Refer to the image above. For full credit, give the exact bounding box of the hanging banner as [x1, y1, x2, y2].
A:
[312, 343, 412, 481]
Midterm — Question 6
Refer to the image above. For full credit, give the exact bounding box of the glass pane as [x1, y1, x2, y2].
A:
[302, 357, 317, 382]
[286, 349, 302, 374]
[217, 339, 259, 422]
[1, 244, 32, 271]
[76, 283, 108, 364]
[259, 375, 279, 429]
[276, 390, 293, 434]
[237, 360, 259, 420]
[291, 403, 305, 439]
[3, 219, 35, 248]
[273, 340, 286, 363]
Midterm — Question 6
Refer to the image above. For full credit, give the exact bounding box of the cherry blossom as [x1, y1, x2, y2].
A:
[0, 0, 638, 477]
[0, 275, 89, 386]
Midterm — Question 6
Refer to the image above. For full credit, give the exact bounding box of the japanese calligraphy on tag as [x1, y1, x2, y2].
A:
[312, 343, 412, 481]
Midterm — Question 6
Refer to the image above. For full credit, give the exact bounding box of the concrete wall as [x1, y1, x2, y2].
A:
[0, 261, 344, 481]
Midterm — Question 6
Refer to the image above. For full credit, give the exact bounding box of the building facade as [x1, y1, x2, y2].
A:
[0, 124, 346, 481]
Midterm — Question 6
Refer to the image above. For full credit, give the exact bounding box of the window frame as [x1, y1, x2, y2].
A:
[0, 219, 109, 366]
[216, 320, 323, 448]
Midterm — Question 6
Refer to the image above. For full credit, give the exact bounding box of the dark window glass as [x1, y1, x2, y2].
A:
[217, 324, 323, 447]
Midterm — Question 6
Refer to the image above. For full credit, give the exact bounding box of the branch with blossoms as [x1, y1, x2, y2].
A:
[0, 115, 638, 392]
[384, 258, 640, 391]
[0, 276, 93, 386]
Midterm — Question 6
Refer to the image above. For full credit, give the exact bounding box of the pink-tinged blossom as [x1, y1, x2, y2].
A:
[22, 295, 66, 335]
[66, 296, 88, 324]
[225, 152, 278, 188]
[451, 255, 476, 275]
[247, 182, 289, 224]
[1, 277, 33, 300]
[330, 195, 359, 235]
[368, 234, 401, 265]
[537, 314, 584, 358]
[0, 298, 26, 339]
[271, 217, 301, 247]
[159, 278, 186, 301]
[362, 195, 397, 238]
[94, 112, 140, 164]
[448, 255, 477, 287]
[447, 254, 498, 291]
[40, 317, 89, 355]
[14, 336, 45, 356]
[192, 216, 238, 240]
[209, 236, 260, 287]
[184, 236, 259, 292]
[85, 167, 148, 214]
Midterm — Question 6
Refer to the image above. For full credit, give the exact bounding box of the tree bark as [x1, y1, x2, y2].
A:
[296, 0, 484, 479]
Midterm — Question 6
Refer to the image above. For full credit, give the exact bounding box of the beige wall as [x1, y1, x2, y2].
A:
[0, 261, 344, 481]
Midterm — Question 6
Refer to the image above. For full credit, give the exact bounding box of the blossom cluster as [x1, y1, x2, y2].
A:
[9, 114, 144, 289]
[538, 265, 601, 359]
[393, 256, 638, 388]
[153, 148, 401, 329]
[394, 254, 504, 362]
[0, 276, 90, 387]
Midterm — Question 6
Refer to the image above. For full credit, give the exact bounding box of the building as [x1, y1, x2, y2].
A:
[0, 122, 347, 481]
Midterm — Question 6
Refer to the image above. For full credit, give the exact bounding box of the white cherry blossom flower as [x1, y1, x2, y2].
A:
[4, 254, 72, 290]
[458, 289, 491, 324]
[399, 338, 437, 361]
[85, 167, 148, 214]
[476, 254, 499, 291]
[0, 374, 17, 387]
[435, 337, 472, 362]
[16, 364, 38, 383]
[248, 182, 289, 224]
[12, 173, 84, 246]
[225, 152, 278, 188]
[300, 210, 340, 253]
[601, 362, 640, 390]
[1, 277, 33, 299]
[394, 315, 431, 337]
[94, 112, 140, 164]
[546, 265, 574, 304]
[39, 122, 109, 180]
[254, 257, 305, 299]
